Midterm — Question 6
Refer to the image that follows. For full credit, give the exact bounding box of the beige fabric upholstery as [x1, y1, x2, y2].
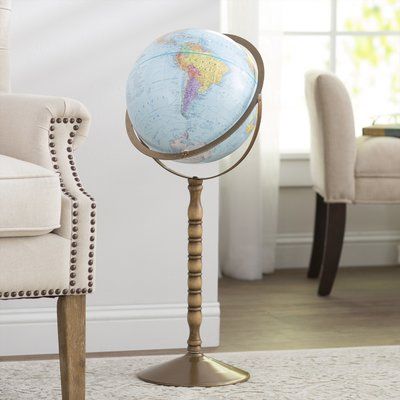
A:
[305, 71, 357, 203]
[355, 178, 400, 204]
[305, 70, 400, 204]
[0, 2, 96, 299]
[0, 155, 61, 237]
[0, 94, 96, 298]
[0, 0, 10, 93]
[355, 136, 400, 203]
[0, 94, 90, 166]
[355, 136, 400, 178]
[0, 234, 70, 295]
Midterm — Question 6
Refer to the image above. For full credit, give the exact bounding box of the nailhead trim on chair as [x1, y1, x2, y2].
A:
[0, 117, 96, 299]
[51, 117, 96, 296]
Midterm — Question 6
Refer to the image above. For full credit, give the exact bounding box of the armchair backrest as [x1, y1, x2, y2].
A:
[305, 70, 356, 202]
[0, 0, 10, 92]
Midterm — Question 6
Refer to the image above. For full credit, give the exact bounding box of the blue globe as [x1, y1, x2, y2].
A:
[126, 29, 258, 163]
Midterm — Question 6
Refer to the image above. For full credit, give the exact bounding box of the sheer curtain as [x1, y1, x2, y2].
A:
[219, 0, 282, 279]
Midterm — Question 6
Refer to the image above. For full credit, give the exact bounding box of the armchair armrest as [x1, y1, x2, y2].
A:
[0, 93, 90, 166]
[0, 93, 96, 295]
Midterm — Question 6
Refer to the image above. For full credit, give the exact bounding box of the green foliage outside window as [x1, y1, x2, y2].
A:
[344, 0, 400, 102]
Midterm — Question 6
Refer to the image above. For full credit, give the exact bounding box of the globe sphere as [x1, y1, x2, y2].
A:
[126, 29, 258, 163]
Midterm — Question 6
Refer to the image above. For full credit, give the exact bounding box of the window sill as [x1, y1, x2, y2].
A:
[280, 152, 312, 187]
[280, 152, 310, 161]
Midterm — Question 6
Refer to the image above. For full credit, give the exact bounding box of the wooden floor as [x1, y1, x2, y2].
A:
[218, 266, 400, 352]
[1, 267, 400, 362]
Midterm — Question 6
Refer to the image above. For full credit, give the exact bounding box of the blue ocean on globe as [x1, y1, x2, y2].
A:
[126, 28, 258, 163]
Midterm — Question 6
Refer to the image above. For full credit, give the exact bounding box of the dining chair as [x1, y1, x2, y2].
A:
[305, 70, 399, 296]
[0, 1, 96, 398]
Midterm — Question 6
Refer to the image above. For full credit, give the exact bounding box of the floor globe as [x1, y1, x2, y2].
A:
[126, 28, 258, 163]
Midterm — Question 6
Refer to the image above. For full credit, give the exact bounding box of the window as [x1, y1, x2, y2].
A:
[259, 0, 400, 153]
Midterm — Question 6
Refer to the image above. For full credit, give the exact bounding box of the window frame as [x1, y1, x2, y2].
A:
[259, 0, 400, 156]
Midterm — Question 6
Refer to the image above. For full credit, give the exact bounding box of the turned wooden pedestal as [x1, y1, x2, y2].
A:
[137, 178, 249, 387]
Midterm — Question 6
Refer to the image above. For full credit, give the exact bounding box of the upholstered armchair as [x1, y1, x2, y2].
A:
[0, 1, 95, 398]
[305, 70, 399, 297]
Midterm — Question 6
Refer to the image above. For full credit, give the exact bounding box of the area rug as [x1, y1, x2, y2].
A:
[1, 346, 400, 399]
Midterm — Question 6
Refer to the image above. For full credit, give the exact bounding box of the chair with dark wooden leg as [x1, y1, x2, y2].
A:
[304, 71, 353, 296]
[317, 202, 346, 296]
[305, 70, 400, 296]
[308, 193, 347, 296]
[0, 1, 96, 397]
[308, 193, 327, 279]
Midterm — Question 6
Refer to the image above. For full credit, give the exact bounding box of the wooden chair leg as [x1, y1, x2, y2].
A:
[308, 193, 328, 279]
[57, 295, 86, 400]
[318, 203, 346, 296]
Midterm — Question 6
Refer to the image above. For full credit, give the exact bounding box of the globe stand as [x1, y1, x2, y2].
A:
[138, 178, 249, 387]
[125, 34, 264, 387]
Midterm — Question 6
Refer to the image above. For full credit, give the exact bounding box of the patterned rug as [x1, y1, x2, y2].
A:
[1, 346, 400, 399]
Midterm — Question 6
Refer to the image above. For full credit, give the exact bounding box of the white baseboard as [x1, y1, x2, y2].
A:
[276, 230, 400, 269]
[3, 230, 397, 356]
[0, 302, 220, 356]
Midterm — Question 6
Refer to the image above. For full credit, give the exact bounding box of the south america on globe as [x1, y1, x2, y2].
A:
[126, 29, 258, 163]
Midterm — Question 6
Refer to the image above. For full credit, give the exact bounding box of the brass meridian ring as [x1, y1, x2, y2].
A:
[125, 33, 265, 179]
[153, 96, 262, 180]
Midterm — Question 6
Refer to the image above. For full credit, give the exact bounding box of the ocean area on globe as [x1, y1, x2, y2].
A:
[126, 28, 259, 163]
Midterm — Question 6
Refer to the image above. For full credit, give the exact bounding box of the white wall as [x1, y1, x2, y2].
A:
[0, 0, 221, 356]
[277, 157, 400, 269]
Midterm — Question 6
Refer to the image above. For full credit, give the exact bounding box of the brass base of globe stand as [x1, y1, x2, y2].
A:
[137, 178, 250, 387]
[138, 352, 250, 387]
